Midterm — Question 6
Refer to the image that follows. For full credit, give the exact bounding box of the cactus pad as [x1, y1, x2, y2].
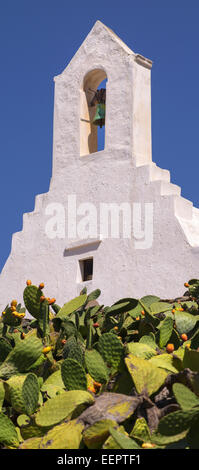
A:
[61, 358, 87, 390]
[56, 294, 87, 321]
[125, 354, 168, 396]
[97, 333, 124, 370]
[0, 413, 19, 447]
[85, 349, 109, 384]
[23, 285, 44, 319]
[40, 419, 84, 449]
[35, 390, 94, 427]
[83, 419, 117, 449]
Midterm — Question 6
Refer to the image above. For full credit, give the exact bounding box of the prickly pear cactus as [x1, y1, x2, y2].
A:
[35, 390, 94, 427]
[62, 336, 84, 366]
[0, 336, 43, 379]
[109, 426, 141, 449]
[83, 419, 117, 449]
[4, 373, 39, 415]
[97, 333, 124, 370]
[172, 383, 199, 410]
[125, 354, 168, 396]
[56, 295, 87, 321]
[40, 419, 84, 449]
[0, 413, 19, 447]
[23, 285, 44, 319]
[61, 358, 88, 391]
[85, 349, 109, 384]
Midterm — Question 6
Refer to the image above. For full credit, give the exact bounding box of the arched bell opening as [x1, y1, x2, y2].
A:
[80, 69, 107, 156]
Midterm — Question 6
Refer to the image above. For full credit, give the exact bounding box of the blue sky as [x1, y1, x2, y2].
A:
[0, 0, 199, 273]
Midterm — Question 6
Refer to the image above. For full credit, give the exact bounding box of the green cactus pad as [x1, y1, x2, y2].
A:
[56, 294, 87, 321]
[61, 358, 87, 390]
[0, 380, 5, 411]
[0, 413, 19, 447]
[109, 427, 141, 449]
[173, 383, 199, 410]
[41, 369, 64, 389]
[183, 347, 199, 372]
[105, 300, 134, 316]
[4, 373, 39, 415]
[23, 285, 44, 319]
[103, 425, 126, 449]
[158, 316, 174, 348]
[62, 336, 84, 365]
[139, 333, 157, 350]
[157, 409, 199, 437]
[19, 436, 43, 449]
[35, 390, 94, 427]
[87, 289, 101, 302]
[38, 300, 50, 337]
[97, 333, 124, 370]
[151, 429, 188, 446]
[17, 414, 31, 427]
[85, 349, 109, 384]
[139, 295, 160, 308]
[126, 342, 157, 359]
[0, 336, 43, 379]
[0, 337, 12, 363]
[22, 373, 40, 415]
[83, 419, 117, 449]
[20, 423, 49, 440]
[149, 301, 173, 314]
[148, 354, 180, 374]
[40, 419, 84, 449]
[125, 354, 168, 396]
[175, 310, 199, 335]
[130, 417, 151, 443]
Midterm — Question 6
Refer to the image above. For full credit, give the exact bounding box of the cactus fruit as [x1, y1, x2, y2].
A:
[166, 343, 175, 353]
[61, 358, 88, 391]
[35, 390, 94, 427]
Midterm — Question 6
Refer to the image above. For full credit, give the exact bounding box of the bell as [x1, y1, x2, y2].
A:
[92, 103, 105, 128]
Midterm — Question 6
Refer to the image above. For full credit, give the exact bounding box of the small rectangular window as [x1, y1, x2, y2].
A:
[79, 258, 93, 282]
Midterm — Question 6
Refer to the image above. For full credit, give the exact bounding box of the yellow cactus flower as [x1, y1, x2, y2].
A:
[11, 300, 17, 307]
